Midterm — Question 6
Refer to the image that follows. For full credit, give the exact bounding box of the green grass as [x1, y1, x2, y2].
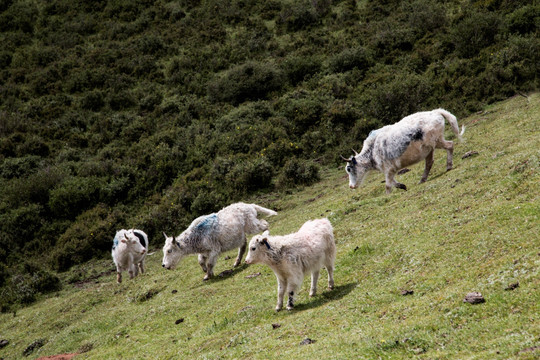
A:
[1, 94, 539, 359]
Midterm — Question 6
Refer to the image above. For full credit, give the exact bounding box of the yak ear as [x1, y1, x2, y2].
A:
[351, 157, 357, 165]
[262, 230, 270, 237]
[261, 238, 271, 250]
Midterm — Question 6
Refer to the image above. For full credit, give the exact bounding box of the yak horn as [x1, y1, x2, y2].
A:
[340, 155, 351, 162]
[352, 149, 359, 156]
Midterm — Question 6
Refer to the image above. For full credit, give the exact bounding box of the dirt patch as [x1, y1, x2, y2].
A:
[71, 269, 116, 288]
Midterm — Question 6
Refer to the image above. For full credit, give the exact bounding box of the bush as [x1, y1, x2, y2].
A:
[207, 61, 284, 105]
[225, 157, 273, 194]
[451, 11, 503, 58]
[507, 5, 539, 34]
[80, 90, 105, 111]
[51, 204, 127, 271]
[277, 158, 320, 188]
[328, 47, 373, 73]
[277, 2, 322, 32]
[0, 262, 61, 311]
[360, 70, 433, 124]
[48, 176, 104, 219]
[282, 55, 322, 85]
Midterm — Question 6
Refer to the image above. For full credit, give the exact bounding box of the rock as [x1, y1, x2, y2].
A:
[300, 338, 316, 345]
[504, 282, 519, 291]
[172, 289, 178, 294]
[400, 289, 414, 296]
[272, 323, 281, 329]
[0, 339, 8, 348]
[23, 339, 46, 357]
[464, 292, 485, 304]
[462, 151, 479, 159]
[175, 318, 184, 325]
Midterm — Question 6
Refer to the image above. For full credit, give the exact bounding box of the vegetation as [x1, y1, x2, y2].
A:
[0, 0, 538, 309]
[0, 95, 538, 359]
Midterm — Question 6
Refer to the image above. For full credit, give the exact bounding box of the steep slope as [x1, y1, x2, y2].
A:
[0, 94, 538, 359]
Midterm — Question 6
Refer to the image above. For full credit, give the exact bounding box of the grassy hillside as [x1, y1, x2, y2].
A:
[1, 0, 539, 305]
[1, 94, 538, 359]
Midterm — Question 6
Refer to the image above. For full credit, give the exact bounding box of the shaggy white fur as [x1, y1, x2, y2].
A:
[162, 202, 277, 280]
[344, 109, 465, 193]
[245, 218, 335, 311]
[112, 229, 148, 283]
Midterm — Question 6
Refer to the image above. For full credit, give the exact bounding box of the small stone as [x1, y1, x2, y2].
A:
[175, 318, 184, 325]
[0, 339, 9, 348]
[400, 289, 414, 296]
[300, 338, 316, 345]
[272, 323, 281, 329]
[172, 289, 178, 294]
[504, 282, 519, 291]
[464, 292, 485, 304]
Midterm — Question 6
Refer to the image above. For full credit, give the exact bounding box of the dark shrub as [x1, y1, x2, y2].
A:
[328, 47, 373, 73]
[51, 204, 127, 271]
[190, 190, 225, 216]
[226, 157, 273, 193]
[48, 176, 104, 219]
[277, 2, 322, 32]
[0, 204, 44, 249]
[507, 5, 540, 34]
[0, 155, 42, 179]
[282, 55, 322, 85]
[405, 0, 447, 36]
[360, 71, 433, 124]
[451, 11, 503, 58]
[80, 90, 105, 111]
[208, 61, 284, 105]
[277, 158, 320, 188]
[108, 90, 136, 110]
[278, 94, 325, 135]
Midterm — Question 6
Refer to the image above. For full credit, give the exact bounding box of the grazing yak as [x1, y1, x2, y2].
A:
[245, 218, 335, 311]
[112, 229, 148, 283]
[162, 202, 277, 281]
[343, 109, 465, 193]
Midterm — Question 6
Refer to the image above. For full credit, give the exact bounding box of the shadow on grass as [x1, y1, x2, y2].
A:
[293, 282, 357, 312]
[204, 263, 250, 284]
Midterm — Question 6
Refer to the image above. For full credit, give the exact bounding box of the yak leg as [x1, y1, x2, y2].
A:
[385, 170, 406, 194]
[203, 252, 219, 281]
[198, 254, 208, 273]
[326, 261, 335, 290]
[420, 150, 435, 183]
[138, 261, 145, 274]
[310, 270, 320, 297]
[276, 276, 287, 311]
[286, 276, 302, 310]
[234, 238, 247, 267]
[117, 272, 122, 283]
[437, 139, 454, 171]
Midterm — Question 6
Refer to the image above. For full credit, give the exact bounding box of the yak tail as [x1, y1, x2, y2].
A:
[251, 204, 277, 217]
[436, 109, 465, 142]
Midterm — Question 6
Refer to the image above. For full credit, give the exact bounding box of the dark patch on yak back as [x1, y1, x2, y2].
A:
[411, 128, 424, 142]
[133, 231, 146, 247]
[385, 127, 424, 160]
